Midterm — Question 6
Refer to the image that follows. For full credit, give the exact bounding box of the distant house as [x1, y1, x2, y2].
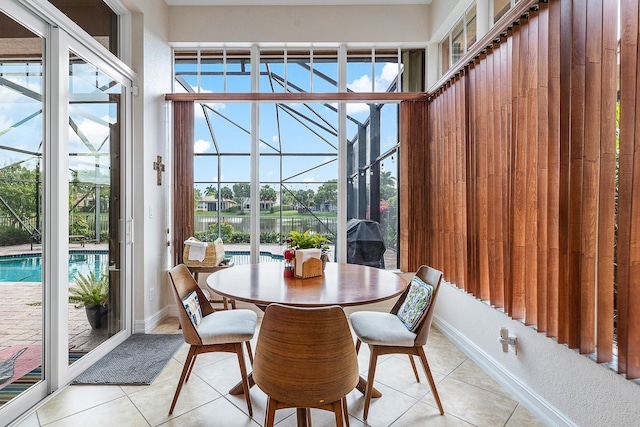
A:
[196, 196, 237, 212]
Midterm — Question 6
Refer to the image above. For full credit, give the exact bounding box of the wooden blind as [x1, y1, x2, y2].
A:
[172, 101, 195, 266]
[399, 100, 430, 272]
[618, 0, 640, 379]
[421, 0, 631, 376]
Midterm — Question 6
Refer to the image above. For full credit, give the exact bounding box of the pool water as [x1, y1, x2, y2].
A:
[0, 251, 282, 283]
[0, 252, 109, 282]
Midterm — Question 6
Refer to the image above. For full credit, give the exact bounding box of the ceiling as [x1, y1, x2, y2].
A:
[164, 0, 432, 5]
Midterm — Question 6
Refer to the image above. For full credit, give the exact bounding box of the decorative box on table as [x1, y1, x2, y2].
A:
[294, 248, 323, 278]
[183, 237, 225, 267]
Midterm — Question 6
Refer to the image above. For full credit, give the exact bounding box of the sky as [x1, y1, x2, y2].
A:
[185, 57, 402, 194]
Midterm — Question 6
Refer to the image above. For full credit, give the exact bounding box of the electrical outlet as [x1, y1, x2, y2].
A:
[499, 327, 518, 355]
[149, 287, 154, 301]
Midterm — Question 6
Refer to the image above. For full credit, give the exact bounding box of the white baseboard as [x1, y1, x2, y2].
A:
[137, 306, 170, 334]
[433, 316, 577, 427]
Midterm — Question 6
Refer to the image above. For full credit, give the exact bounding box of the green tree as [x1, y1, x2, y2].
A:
[295, 189, 315, 209]
[220, 186, 233, 200]
[314, 179, 337, 208]
[0, 164, 39, 229]
[194, 188, 203, 205]
[380, 171, 397, 201]
[233, 183, 251, 213]
[204, 185, 217, 197]
[260, 185, 277, 203]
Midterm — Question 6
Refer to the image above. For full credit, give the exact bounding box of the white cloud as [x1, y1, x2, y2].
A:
[347, 63, 404, 93]
[68, 117, 110, 151]
[272, 135, 279, 143]
[194, 138, 212, 153]
[347, 103, 370, 115]
[303, 177, 316, 183]
[195, 102, 226, 119]
[378, 63, 400, 89]
[347, 75, 373, 92]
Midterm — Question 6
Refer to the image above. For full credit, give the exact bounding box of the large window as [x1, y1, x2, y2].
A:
[174, 46, 423, 269]
[439, 2, 477, 76]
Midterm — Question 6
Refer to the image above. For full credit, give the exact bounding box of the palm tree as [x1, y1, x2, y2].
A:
[204, 185, 217, 197]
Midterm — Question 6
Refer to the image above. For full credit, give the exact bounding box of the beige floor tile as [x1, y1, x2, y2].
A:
[449, 358, 512, 399]
[367, 354, 446, 400]
[12, 315, 549, 427]
[432, 377, 518, 427]
[36, 385, 125, 425]
[12, 412, 39, 427]
[42, 396, 148, 427]
[128, 373, 220, 425]
[427, 327, 461, 351]
[391, 401, 474, 426]
[347, 382, 420, 427]
[425, 342, 468, 376]
[505, 404, 548, 427]
[157, 397, 259, 427]
[192, 354, 251, 396]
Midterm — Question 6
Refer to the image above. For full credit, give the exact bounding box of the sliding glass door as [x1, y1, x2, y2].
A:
[0, 1, 133, 423]
[0, 5, 46, 413]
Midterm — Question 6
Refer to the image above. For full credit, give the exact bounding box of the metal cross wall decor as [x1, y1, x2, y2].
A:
[153, 156, 165, 186]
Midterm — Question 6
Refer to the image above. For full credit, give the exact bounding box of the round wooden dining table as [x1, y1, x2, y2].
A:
[205, 261, 407, 309]
[206, 261, 407, 426]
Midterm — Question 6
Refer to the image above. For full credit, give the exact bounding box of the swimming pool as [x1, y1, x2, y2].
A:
[0, 252, 109, 282]
[0, 250, 283, 282]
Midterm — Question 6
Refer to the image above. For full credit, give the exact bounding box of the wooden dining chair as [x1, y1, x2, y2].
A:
[167, 264, 257, 416]
[252, 303, 360, 427]
[349, 265, 444, 420]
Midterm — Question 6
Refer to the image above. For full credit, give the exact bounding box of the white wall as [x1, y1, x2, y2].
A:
[435, 283, 640, 426]
[122, 0, 173, 332]
[168, 5, 429, 45]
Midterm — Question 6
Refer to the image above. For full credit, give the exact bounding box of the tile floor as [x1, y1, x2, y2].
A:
[13, 314, 546, 427]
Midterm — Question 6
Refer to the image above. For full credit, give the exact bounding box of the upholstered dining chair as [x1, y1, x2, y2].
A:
[349, 265, 444, 420]
[167, 264, 257, 416]
[252, 303, 360, 427]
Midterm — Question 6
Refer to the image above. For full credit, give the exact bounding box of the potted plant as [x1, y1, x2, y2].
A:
[69, 269, 109, 329]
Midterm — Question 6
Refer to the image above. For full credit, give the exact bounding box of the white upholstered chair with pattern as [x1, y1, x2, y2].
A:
[349, 264, 444, 419]
[167, 264, 256, 416]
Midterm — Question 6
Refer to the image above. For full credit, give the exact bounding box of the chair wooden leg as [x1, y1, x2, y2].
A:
[342, 396, 350, 427]
[245, 341, 254, 366]
[408, 354, 420, 382]
[333, 400, 345, 427]
[235, 342, 253, 417]
[363, 345, 379, 420]
[169, 346, 196, 415]
[417, 346, 444, 415]
[264, 397, 277, 427]
[355, 338, 361, 354]
[184, 349, 198, 383]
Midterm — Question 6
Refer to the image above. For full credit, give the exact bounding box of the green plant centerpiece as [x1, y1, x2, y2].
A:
[69, 269, 109, 329]
[288, 230, 329, 250]
[287, 230, 331, 270]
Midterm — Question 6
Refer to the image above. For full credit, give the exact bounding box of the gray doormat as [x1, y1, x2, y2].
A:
[72, 334, 184, 385]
